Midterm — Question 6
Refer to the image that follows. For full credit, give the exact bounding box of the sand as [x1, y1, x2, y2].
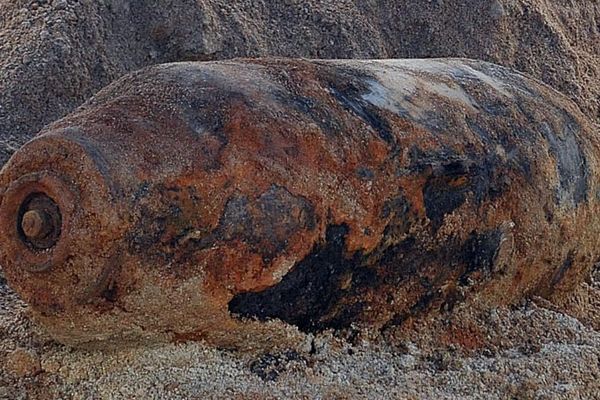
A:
[1, 276, 599, 399]
[1, 0, 599, 398]
[2, 0, 600, 166]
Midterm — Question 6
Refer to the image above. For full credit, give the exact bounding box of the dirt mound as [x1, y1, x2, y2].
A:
[1, 281, 599, 399]
[1, 0, 599, 167]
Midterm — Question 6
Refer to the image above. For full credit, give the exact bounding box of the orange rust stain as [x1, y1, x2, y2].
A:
[440, 325, 486, 351]
[398, 174, 428, 217]
[368, 139, 389, 164]
[449, 176, 469, 188]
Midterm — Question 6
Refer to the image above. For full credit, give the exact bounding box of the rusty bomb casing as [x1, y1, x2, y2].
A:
[0, 58, 599, 347]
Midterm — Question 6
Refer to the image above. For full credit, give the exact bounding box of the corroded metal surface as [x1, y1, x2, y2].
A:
[0, 58, 599, 347]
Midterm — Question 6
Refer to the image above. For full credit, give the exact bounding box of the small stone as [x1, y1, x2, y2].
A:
[490, 0, 507, 19]
[41, 357, 61, 374]
[0, 386, 11, 399]
[53, 0, 68, 11]
[6, 348, 41, 378]
[398, 354, 417, 370]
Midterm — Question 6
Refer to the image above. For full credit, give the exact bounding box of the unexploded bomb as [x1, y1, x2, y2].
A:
[0, 58, 598, 347]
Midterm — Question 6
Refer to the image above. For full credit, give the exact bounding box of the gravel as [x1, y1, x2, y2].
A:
[1, 279, 598, 399]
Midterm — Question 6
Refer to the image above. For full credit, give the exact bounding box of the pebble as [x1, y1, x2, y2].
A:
[490, 0, 507, 19]
[6, 348, 41, 378]
[53, 0, 68, 11]
[41, 356, 61, 373]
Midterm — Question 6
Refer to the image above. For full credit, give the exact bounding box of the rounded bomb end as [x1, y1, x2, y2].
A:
[0, 133, 125, 334]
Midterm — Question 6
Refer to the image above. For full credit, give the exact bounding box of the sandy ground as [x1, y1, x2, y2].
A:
[1, 273, 599, 399]
[1, 0, 600, 398]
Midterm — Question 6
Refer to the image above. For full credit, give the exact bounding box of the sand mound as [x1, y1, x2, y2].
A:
[1, 0, 599, 166]
[1, 279, 599, 399]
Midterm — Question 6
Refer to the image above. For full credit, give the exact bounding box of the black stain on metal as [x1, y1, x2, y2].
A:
[419, 110, 449, 133]
[417, 147, 510, 230]
[381, 195, 411, 220]
[316, 66, 397, 145]
[128, 184, 196, 262]
[465, 117, 533, 182]
[181, 92, 237, 171]
[273, 91, 345, 136]
[216, 185, 316, 259]
[328, 84, 395, 145]
[129, 212, 169, 258]
[125, 184, 316, 269]
[422, 160, 471, 230]
[515, 98, 589, 207]
[384, 290, 438, 329]
[129, 184, 316, 264]
[229, 218, 501, 332]
[356, 166, 375, 181]
[459, 229, 503, 285]
[550, 250, 575, 289]
[216, 195, 253, 242]
[540, 116, 588, 207]
[228, 224, 367, 331]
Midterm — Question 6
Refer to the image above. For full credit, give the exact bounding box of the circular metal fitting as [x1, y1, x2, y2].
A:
[22, 210, 48, 239]
[0, 172, 76, 272]
[18, 194, 62, 249]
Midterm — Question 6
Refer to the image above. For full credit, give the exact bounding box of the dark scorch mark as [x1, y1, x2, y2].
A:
[540, 119, 588, 207]
[422, 159, 471, 230]
[216, 185, 316, 260]
[229, 224, 369, 331]
[459, 229, 504, 285]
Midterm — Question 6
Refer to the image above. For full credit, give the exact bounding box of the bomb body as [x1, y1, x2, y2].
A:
[1, 58, 598, 346]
